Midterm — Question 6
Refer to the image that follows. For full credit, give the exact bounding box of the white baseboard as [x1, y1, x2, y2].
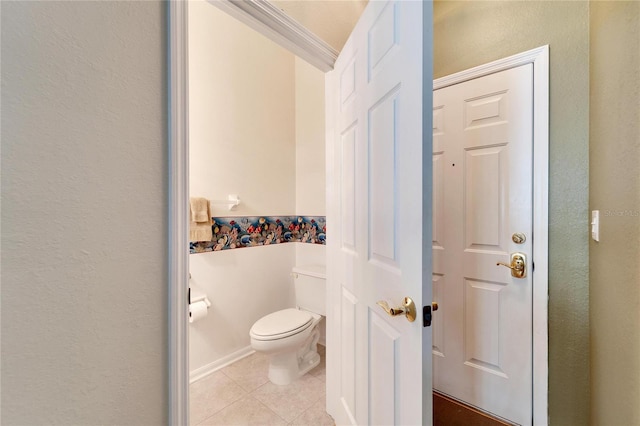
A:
[189, 346, 255, 384]
[189, 341, 328, 384]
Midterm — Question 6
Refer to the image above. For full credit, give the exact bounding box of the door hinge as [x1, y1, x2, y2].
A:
[423, 305, 432, 327]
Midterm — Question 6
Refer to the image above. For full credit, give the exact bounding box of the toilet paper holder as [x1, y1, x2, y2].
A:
[189, 288, 211, 307]
[191, 293, 211, 308]
[189, 289, 211, 324]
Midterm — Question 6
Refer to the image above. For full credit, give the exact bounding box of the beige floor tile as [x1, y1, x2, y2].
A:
[287, 397, 335, 426]
[221, 352, 271, 392]
[190, 371, 247, 425]
[191, 345, 332, 425]
[251, 374, 325, 422]
[197, 395, 287, 426]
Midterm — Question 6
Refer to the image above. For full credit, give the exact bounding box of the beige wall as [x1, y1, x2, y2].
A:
[589, 2, 640, 425]
[1, 1, 167, 424]
[189, 0, 296, 217]
[294, 56, 328, 269]
[188, 1, 327, 375]
[187, 0, 298, 375]
[295, 56, 326, 217]
[434, 1, 590, 424]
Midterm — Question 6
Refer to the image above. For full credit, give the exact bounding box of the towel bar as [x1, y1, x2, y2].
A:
[210, 194, 240, 211]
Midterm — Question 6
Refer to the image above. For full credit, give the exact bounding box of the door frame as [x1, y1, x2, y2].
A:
[168, 1, 190, 424]
[168, 4, 548, 426]
[433, 46, 550, 426]
[168, 1, 346, 424]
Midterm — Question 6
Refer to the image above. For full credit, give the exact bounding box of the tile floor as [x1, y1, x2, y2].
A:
[191, 345, 334, 426]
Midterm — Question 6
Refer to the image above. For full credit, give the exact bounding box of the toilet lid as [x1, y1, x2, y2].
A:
[251, 308, 313, 340]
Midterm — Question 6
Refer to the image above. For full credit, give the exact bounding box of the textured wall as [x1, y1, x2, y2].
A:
[589, 2, 640, 425]
[433, 1, 590, 424]
[1, 1, 167, 424]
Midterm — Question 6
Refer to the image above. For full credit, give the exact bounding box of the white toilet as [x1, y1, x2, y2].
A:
[250, 265, 326, 385]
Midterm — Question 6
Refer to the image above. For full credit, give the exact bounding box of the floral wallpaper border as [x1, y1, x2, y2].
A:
[190, 216, 326, 254]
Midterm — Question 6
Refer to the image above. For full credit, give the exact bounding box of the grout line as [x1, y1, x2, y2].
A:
[192, 351, 329, 425]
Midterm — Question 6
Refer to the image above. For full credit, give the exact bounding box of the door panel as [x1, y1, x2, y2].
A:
[341, 125, 357, 251]
[369, 89, 399, 266]
[340, 288, 357, 422]
[369, 313, 400, 426]
[433, 64, 533, 425]
[327, 1, 432, 425]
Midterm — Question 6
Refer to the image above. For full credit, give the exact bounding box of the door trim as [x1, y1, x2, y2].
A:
[433, 46, 549, 426]
[168, 1, 190, 425]
[168, 3, 542, 425]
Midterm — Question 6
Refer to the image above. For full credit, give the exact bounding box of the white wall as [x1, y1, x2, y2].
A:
[1, 2, 167, 424]
[189, 244, 295, 375]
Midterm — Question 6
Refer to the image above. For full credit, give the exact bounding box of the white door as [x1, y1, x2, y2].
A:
[432, 64, 534, 425]
[326, 1, 432, 425]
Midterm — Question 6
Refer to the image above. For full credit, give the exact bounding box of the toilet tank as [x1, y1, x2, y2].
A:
[292, 264, 326, 316]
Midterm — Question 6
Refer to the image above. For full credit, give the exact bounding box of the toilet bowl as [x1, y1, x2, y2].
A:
[250, 265, 326, 386]
[250, 308, 321, 385]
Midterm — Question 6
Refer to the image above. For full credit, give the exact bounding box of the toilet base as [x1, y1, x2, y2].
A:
[268, 350, 320, 385]
[267, 328, 320, 385]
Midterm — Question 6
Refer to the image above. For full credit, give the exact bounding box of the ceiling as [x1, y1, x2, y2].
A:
[270, 0, 368, 52]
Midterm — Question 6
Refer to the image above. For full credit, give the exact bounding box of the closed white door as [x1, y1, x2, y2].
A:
[326, 1, 432, 425]
[432, 64, 534, 425]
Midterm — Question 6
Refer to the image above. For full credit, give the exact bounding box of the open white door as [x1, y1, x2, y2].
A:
[326, 1, 433, 425]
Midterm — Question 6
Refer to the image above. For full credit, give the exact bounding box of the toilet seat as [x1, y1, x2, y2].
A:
[250, 308, 313, 341]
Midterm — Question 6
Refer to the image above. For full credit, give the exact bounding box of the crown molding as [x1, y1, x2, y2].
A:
[208, 0, 339, 72]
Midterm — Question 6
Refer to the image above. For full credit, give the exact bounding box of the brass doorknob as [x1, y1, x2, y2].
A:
[497, 252, 527, 278]
[377, 297, 417, 322]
